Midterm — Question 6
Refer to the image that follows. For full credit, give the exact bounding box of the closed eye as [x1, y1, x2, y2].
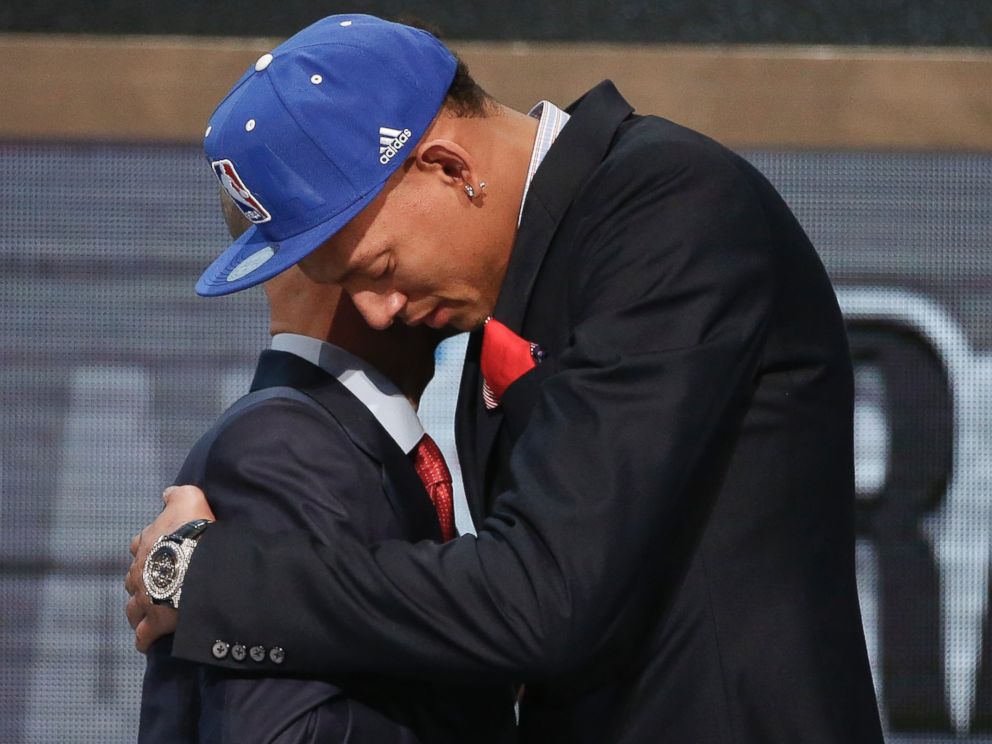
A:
[372, 256, 394, 282]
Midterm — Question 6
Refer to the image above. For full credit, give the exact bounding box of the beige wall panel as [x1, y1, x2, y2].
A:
[459, 44, 992, 150]
[1, 34, 990, 150]
[0, 35, 267, 142]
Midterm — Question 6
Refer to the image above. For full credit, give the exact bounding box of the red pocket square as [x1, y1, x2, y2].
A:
[481, 318, 544, 408]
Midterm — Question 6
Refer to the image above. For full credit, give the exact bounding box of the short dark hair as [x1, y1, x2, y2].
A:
[444, 55, 495, 117]
[396, 16, 495, 117]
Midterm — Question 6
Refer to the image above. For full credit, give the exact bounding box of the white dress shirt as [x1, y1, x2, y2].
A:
[518, 100, 571, 225]
[270, 332, 424, 454]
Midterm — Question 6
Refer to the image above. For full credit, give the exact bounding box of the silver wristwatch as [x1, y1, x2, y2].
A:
[142, 519, 212, 610]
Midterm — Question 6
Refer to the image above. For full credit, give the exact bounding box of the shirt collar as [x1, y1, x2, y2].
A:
[518, 100, 571, 226]
[270, 332, 424, 454]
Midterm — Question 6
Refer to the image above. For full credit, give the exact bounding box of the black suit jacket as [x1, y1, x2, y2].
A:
[140, 350, 515, 743]
[174, 82, 884, 743]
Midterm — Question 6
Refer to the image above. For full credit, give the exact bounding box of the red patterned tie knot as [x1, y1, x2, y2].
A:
[412, 433, 456, 541]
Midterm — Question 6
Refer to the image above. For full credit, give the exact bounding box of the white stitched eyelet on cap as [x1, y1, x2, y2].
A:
[310, 74, 323, 85]
[255, 53, 273, 71]
[340, 20, 352, 26]
[245, 119, 256, 132]
[204, 125, 211, 138]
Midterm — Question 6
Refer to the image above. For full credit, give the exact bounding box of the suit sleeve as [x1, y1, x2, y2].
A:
[173, 139, 777, 683]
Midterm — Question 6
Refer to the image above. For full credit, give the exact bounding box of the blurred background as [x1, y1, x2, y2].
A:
[1, 1, 991, 742]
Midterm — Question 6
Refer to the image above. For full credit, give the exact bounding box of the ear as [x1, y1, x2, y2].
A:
[414, 138, 478, 193]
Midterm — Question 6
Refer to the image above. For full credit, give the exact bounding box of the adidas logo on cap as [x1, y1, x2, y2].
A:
[379, 126, 413, 165]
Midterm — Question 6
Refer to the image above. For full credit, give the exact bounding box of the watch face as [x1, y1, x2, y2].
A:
[143, 542, 181, 600]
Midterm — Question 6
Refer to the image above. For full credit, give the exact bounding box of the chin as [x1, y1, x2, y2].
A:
[451, 311, 487, 333]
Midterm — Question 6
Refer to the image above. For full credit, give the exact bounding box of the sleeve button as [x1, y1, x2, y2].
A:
[211, 641, 229, 660]
[249, 645, 266, 663]
[269, 646, 285, 665]
[231, 643, 247, 662]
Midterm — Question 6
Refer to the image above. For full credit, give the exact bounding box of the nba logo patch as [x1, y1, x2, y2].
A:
[212, 159, 272, 223]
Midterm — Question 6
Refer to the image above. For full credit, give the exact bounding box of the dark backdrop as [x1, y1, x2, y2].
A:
[2, 0, 991, 45]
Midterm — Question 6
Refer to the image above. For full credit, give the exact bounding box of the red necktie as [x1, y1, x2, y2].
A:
[411, 433, 456, 541]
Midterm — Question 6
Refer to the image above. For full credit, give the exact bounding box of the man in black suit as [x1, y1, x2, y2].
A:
[126, 15, 884, 742]
[137, 197, 515, 742]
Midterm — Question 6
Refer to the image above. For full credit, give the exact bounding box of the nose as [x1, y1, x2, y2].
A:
[350, 290, 407, 330]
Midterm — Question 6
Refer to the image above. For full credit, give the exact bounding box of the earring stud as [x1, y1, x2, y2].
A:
[465, 181, 487, 200]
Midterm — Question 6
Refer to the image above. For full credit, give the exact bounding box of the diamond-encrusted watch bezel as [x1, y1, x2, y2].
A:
[142, 536, 193, 604]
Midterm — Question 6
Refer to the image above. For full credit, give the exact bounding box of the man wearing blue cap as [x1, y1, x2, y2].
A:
[126, 14, 884, 743]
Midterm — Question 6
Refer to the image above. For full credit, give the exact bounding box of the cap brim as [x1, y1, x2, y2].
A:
[195, 185, 381, 297]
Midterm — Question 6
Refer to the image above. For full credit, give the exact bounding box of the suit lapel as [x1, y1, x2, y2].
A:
[252, 350, 442, 541]
[455, 330, 487, 525]
[493, 81, 634, 332]
[456, 82, 635, 523]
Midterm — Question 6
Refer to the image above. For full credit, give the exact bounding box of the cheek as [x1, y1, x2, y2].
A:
[418, 247, 480, 299]
[398, 243, 444, 287]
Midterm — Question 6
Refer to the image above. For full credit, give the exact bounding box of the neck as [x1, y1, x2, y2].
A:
[431, 105, 537, 235]
[438, 105, 539, 326]
[347, 323, 441, 409]
[476, 104, 539, 230]
[273, 325, 439, 409]
[362, 334, 437, 409]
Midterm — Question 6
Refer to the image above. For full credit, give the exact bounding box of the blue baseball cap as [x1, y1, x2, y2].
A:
[196, 14, 458, 296]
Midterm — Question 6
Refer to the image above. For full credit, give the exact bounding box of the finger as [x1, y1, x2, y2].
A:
[162, 485, 217, 524]
[124, 555, 143, 595]
[130, 531, 141, 557]
[126, 594, 145, 630]
[135, 607, 177, 654]
[166, 484, 210, 508]
[135, 618, 152, 654]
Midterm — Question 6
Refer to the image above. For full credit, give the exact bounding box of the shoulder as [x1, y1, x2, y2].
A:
[175, 386, 366, 492]
[586, 114, 759, 203]
[550, 115, 780, 350]
[188, 387, 389, 533]
[563, 114, 774, 271]
[207, 387, 357, 465]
